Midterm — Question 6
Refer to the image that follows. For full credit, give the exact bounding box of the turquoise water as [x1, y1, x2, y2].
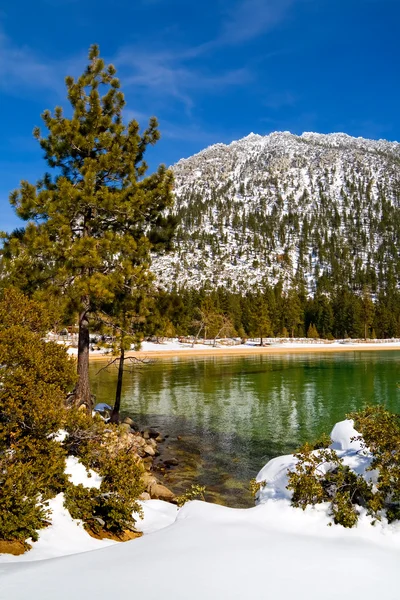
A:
[89, 351, 400, 506]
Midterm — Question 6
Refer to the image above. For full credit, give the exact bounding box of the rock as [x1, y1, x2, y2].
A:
[0, 540, 27, 556]
[143, 430, 150, 440]
[123, 417, 136, 427]
[163, 457, 179, 467]
[155, 434, 165, 443]
[119, 423, 132, 433]
[142, 472, 158, 490]
[143, 444, 155, 456]
[142, 456, 153, 471]
[150, 483, 175, 502]
[148, 438, 157, 449]
[139, 492, 151, 501]
[88, 528, 142, 542]
[148, 428, 160, 438]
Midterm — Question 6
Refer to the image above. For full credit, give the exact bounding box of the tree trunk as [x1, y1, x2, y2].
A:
[111, 346, 125, 423]
[74, 301, 92, 412]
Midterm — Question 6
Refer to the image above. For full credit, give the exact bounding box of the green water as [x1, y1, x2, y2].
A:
[89, 351, 400, 507]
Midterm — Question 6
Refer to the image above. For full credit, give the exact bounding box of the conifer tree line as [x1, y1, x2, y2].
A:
[142, 283, 400, 341]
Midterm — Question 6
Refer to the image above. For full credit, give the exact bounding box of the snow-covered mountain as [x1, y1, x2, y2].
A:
[152, 132, 400, 293]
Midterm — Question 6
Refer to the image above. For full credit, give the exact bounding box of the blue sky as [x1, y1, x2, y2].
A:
[1, 0, 399, 232]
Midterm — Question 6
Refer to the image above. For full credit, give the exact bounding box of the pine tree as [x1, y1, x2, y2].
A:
[247, 293, 271, 345]
[284, 290, 303, 338]
[307, 323, 319, 339]
[6, 45, 174, 411]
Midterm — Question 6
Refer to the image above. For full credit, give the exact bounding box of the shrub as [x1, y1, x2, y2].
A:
[176, 484, 206, 507]
[63, 409, 145, 533]
[249, 478, 267, 498]
[287, 406, 400, 527]
[0, 453, 50, 543]
[287, 443, 374, 527]
[350, 406, 400, 522]
[0, 291, 75, 543]
[64, 451, 144, 534]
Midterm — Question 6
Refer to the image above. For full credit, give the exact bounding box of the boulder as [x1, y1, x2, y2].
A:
[141, 472, 158, 490]
[139, 492, 151, 501]
[163, 457, 179, 467]
[123, 416, 137, 428]
[148, 428, 160, 438]
[119, 423, 132, 433]
[150, 483, 175, 502]
[143, 444, 155, 456]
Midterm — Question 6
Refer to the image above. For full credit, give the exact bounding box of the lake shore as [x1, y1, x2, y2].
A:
[74, 341, 400, 361]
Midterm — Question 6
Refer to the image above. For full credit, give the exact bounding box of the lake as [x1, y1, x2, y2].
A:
[89, 351, 400, 507]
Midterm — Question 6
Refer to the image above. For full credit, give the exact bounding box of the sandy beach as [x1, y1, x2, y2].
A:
[67, 340, 400, 361]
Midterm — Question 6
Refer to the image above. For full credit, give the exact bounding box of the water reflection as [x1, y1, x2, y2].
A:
[89, 351, 400, 507]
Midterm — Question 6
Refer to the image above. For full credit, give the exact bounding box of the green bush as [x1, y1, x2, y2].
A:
[176, 484, 206, 507]
[0, 291, 75, 544]
[350, 406, 400, 522]
[0, 453, 50, 542]
[249, 478, 267, 498]
[0, 289, 146, 545]
[287, 406, 400, 527]
[287, 443, 373, 527]
[64, 451, 144, 534]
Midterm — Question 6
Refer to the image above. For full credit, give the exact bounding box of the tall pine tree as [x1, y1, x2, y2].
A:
[7, 45, 174, 410]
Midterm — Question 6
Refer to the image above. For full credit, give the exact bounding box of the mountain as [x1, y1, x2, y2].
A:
[151, 132, 400, 294]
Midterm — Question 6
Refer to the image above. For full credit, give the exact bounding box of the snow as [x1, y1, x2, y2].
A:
[49, 429, 68, 443]
[330, 419, 363, 451]
[0, 494, 115, 564]
[136, 338, 400, 354]
[65, 456, 102, 489]
[256, 420, 378, 503]
[1, 420, 400, 599]
[136, 499, 178, 534]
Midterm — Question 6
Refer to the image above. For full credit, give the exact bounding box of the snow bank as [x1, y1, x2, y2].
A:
[256, 419, 377, 504]
[1, 420, 400, 600]
[0, 494, 115, 564]
[2, 498, 400, 600]
[64, 337, 400, 358]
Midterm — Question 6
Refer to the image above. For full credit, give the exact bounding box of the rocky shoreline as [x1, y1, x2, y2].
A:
[118, 416, 177, 503]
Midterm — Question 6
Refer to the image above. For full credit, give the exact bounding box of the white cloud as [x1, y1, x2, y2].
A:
[116, 47, 251, 111]
[220, 0, 296, 45]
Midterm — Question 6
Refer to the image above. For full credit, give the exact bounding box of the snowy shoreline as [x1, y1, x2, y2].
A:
[1, 420, 400, 600]
[62, 338, 400, 361]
